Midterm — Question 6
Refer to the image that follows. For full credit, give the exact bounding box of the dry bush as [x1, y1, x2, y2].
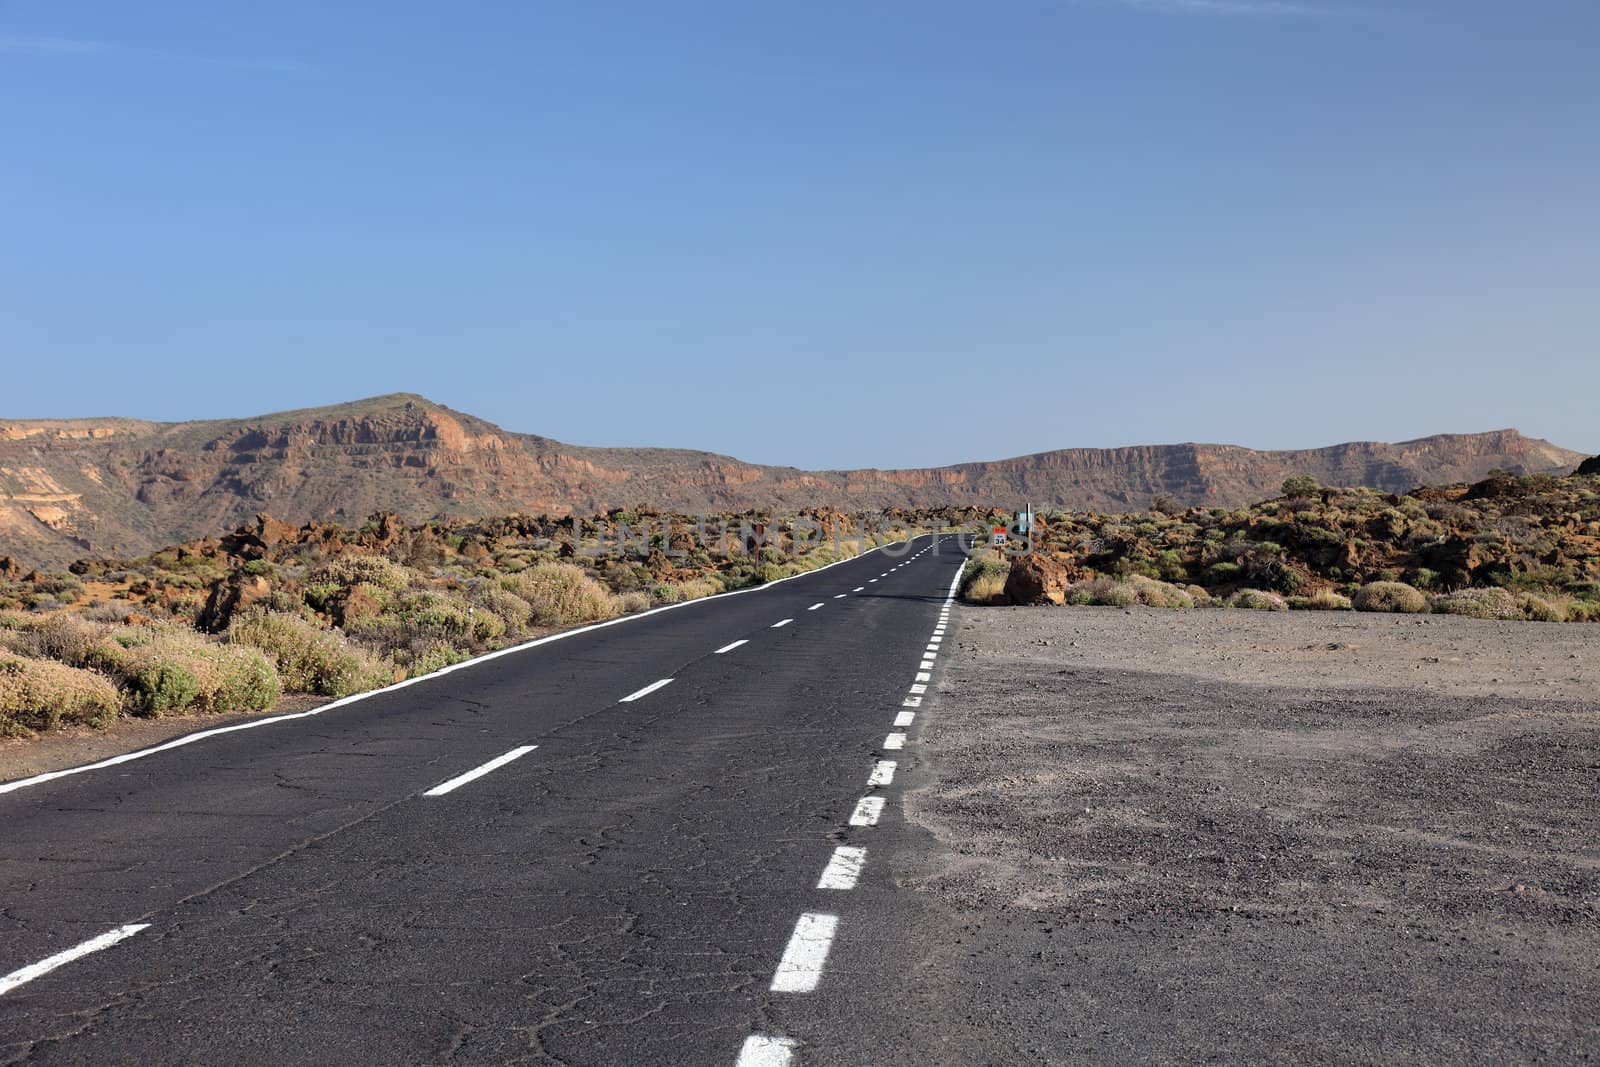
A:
[505, 563, 621, 626]
[229, 611, 392, 697]
[94, 627, 280, 717]
[1353, 581, 1429, 614]
[0, 654, 121, 735]
[470, 584, 535, 634]
[1429, 588, 1523, 620]
[669, 578, 723, 602]
[960, 558, 1010, 604]
[1286, 591, 1353, 611]
[307, 555, 414, 593]
[1067, 576, 1194, 609]
[619, 591, 652, 614]
[1229, 589, 1288, 611]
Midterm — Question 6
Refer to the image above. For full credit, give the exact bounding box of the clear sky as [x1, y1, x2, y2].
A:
[3, 1, 1596, 468]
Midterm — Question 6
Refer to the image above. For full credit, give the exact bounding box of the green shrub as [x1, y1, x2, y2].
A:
[229, 611, 391, 697]
[102, 628, 280, 717]
[403, 642, 469, 677]
[959, 557, 1010, 604]
[0, 654, 121, 735]
[1517, 593, 1565, 623]
[1229, 589, 1288, 611]
[1202, 562, 1242, 586]
[1353, 581, 1429, 614]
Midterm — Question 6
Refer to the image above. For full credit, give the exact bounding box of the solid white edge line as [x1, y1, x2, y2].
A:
[816, 845, 867, 890]
[770, 913, 839, 992]
[883, 732, 906, 750]
[0, 535, 931, 797]
[0, 923, 151, 997]
[714, 640, 748, 654]
[619, 678, 674, 703]
[848, 796, 886, 826]
[735, 1035, 798, 1067]
[422, 745, 538, 796]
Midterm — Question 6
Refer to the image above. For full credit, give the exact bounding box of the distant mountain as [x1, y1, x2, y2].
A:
[0, 393, 1585, 568]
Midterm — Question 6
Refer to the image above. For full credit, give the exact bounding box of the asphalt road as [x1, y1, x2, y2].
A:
[0, 535, 966, 1066]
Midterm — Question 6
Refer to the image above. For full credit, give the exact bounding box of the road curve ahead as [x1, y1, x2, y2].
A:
[0, 534, 968, 1065]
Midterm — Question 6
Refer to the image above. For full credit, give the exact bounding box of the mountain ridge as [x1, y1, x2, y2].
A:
[0, 394, 1585, 568]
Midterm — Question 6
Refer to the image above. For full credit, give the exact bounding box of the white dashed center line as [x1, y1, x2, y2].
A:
[619, 678, 674, 703]
[833, 593, 847, 599]
[816, 846, 867, 890]
[714, 640, 748, 654]
[853, 586, 865, 592]
[808, 603, 824, 611]
[423, 745, 538, 796]
[0, 924, 151, 997]
[771, 618, 793, 628]
[770, 913, 839, 993]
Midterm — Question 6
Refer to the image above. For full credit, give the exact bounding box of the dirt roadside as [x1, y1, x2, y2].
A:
[900, 607, 1599, 1064]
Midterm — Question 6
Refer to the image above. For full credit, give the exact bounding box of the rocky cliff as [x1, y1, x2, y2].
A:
[0, 394, 1584, 568]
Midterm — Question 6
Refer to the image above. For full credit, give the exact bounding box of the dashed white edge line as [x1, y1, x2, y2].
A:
[770, 913, 839, 992]
[816, 845, 867, 890]
[849, 796, 885, 826]
[0, 536, 934, 797]
[0, 924, 151, 997]
[735, 1035, 798, 1067]
[422, 745, 538, 796]
[714, 640, 748, 654]
[883, 732, 906, 751]
[894, 710, 915, 727]
[868, 759, 897, 786]
[619, 678, 674, 703]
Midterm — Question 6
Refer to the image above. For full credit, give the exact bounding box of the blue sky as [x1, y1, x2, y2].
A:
[3, 0, 1596, 468]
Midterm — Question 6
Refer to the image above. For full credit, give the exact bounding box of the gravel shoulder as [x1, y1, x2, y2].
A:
[900, 607, 1600, 1064]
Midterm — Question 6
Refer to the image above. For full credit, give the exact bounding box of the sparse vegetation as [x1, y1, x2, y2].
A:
[1352, 582, 1430, 614]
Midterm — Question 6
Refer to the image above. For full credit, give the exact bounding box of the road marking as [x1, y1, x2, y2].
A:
[816, 845, 867, 890]
[853, 586, 864, 592]
[423, 745, 538, 796]
[868, 759, 897, 786]
[909, 684, 927, 695]
[894, 710, 915, 727]
[833, 593, 847, 599]
[915, 671, 931, 682]
[619, 678, 674, 703]
[903, 696, 923, 708]
[849, 796, 885, 826]
[0, 537, 927, 798]
[808, 603, 824, 611]
[735, 1035, 798, 1067]
[771, 618, 793, 628]
[0, 924, 151, 997]
[884, 732, 906, 750]
[920, 658, 935, 669]
[714, 640, 748, 654]
[868, 579, 878, 583]
[770, 913, 839, 992]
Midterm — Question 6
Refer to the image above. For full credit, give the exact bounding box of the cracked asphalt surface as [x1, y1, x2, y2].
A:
[0, 535, 967, 1065]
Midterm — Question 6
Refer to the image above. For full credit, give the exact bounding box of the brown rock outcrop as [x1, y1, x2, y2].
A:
[1003, 553, 1083, 606]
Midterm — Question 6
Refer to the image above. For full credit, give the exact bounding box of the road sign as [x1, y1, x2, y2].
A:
[992, 526, 1007, 546]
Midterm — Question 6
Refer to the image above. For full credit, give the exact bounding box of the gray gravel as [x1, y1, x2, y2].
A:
[898, 606, 1600, 1064]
